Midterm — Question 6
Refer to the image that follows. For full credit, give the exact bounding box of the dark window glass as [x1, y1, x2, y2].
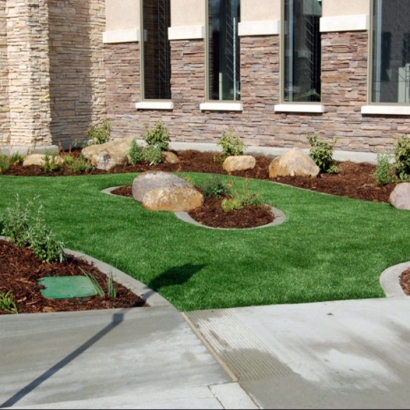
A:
[142, 0, 171, 99]
[208, 0, 241, 101]
[284, 0, 321, 102]
[372, 0, 410, 103]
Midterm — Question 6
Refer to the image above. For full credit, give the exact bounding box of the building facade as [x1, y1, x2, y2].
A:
[1, 0, 410, 155]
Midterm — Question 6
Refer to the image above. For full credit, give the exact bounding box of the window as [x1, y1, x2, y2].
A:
[141, 0, 171, 100]
[283, 0, 322, 102]
[207, 0, 241, 101]
[371, 0, 410, 103]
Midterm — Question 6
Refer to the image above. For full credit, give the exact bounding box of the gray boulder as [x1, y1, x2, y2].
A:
[269, 147, 319, 178]
[132, 171, 194, 202]
[389, 183, 410, 210]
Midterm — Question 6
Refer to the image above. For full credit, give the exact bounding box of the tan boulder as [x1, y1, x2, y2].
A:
[269, 148, 319, 178]
[223, 155, 256, 172]
[132, 171, 194, 202]
[23, 154, 63, 167]
[162, 151, 180, 164]
[82, 138, 135, 171]
[142, 187, 204, 212]
[389, 183, 410, 210]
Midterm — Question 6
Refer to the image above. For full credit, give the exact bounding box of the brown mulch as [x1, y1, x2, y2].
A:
[0, 239, 147, 315]
[1, 148, 408, 314]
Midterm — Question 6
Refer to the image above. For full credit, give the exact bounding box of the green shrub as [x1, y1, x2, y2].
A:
[144, 121, 170, 151]
[306, 133, 338, 174]
[42, 151, 61, 173]
[0, 195, 65, 263]
[142, 146, 162, 166]
[201, 175, 230, 198]
[394, 134, 410, 180]
[217, 128, 247, 158]
[373, 153, 397, 186]
[221, 179, 263, 212]
[86, 119, 111, 145]
[128, 139, 144, 165]
[63, 154, 93, 173]
[0, 154, 10, 174]
[9, 153, 23, 166]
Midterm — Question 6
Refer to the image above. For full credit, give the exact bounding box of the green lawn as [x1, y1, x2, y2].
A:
[0, 172, 409, 311]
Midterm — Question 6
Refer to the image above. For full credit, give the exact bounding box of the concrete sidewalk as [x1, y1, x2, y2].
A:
[186, 297, 410, 409]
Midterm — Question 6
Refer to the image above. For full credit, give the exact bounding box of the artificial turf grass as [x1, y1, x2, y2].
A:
[0, 172, 408, 311]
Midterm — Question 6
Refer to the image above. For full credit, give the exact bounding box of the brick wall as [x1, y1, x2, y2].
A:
[0, 2, 9, 145]
[48, 0, 106, 145]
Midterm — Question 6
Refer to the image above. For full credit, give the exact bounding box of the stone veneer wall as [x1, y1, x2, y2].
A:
[105, 31, 410, 153]
[6, 0, 51, 147]
[0, 3, 9, 145]
[48, 0, 106, 145]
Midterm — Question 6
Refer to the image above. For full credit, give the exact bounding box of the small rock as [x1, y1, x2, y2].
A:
[142, 187, 204, 212]
[269, 147, 319, 178]
[389, 183, 410, 210]
[162, 151, 180, 164]
[223, 155, 256, 172]
[132, 171, 194, 202]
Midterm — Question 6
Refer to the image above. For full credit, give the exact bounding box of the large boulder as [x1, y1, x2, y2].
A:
[82, 138, 135, 171]
[142, 187, 203, 212]
[389, 183, 410, 210]
[23, 154, 63, 167]
[269, 148, 319, 178]
[132, 171, 194, 202]
[223, 155, 256, 172]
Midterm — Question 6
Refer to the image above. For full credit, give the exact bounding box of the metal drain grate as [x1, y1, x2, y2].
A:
[186, 309, 293, 382]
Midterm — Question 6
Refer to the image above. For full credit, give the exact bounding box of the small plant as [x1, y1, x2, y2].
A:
[81, 269, 105, 297]
[221, 178, 263, 212]
[144, 121, 170, 151]
[306, 133, 338, 174]
[0, 154, 10, 174]
[201, 175, 230, 198]
[0, 290, 18, 314]
[42, 151, 61, 173]
[9, 153, 24, 166]
[63, 154, 93, 173]
[128, 139, 144, 165]
[86, 119, 111, 145]
[142, 145, 162, 166]
[373, 153, 397, 186]
[217, 128, 247, 158]
[107, 271, 117, 299]
[80, 269, 117, 299]
[394, 134, 410, 180]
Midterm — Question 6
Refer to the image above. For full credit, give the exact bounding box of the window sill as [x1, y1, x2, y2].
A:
[361, 105, 410, 116]
[135, 102, 174, 110]
[200, 102, 243, 112]
[274, 104, 325, 114]
[103, 29, 140, 44]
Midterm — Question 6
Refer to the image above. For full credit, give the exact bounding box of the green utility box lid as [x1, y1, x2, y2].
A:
[38, 276, 98, 299]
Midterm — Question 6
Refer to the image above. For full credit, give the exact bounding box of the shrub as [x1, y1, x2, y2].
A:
[394, 134, 410, 180]
[42, 151, 61, 173]
[373, 153, 396, 186]
[221, 179, 263, 212]
[217, 128, 247, 158]
[86, 119, 111, 145]
[142, 146, 162, 166]
[144, 121, 170, 151]
[0, 154, 10, 174]
[201, 175, 230, 198]
[63, 154, 93, 173]
[128, 139, 144, 165]
[9, 153, 24, 166]
[306, 133, 338, 174]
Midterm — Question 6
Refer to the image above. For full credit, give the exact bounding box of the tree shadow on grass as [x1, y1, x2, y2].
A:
[148, 264, 206, 292]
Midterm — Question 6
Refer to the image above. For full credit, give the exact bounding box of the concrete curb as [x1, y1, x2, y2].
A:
[379, 261, 410, 298]
[0, 235, 173, 309]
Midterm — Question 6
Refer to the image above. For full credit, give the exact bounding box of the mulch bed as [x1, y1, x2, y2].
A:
[0, 239, 147, 315]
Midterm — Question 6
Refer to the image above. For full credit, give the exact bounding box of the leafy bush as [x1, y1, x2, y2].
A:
[144, 121, 170, 151]
[86, 119, 111, 145]
[201, 175, 230, 198]
[306, 133, 338, 174]
[42, 151, 61, 173]
[0, 195, 65, 263]
[373, 153, 396, 186]
[142, 146, 162, 166]
[128, 139, 144, 165]
[0, 154, 10, 174]
[217, 128, 247, 158]
[394, 134, 410, 180]
[63, 154, 93, 173]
